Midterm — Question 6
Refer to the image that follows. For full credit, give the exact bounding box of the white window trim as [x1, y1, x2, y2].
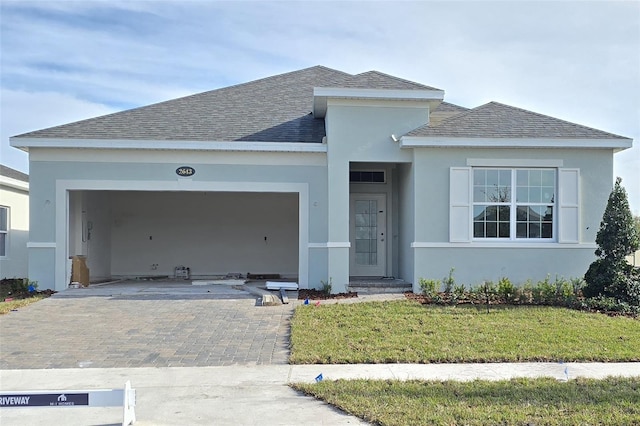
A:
[449, 164, 580, 245]
[472, 168, 556, 242]
[0, 205, 8, 258]
[466, 159, 564, 167]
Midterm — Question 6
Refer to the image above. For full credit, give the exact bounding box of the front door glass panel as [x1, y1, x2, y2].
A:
[354, 200, 378, 266]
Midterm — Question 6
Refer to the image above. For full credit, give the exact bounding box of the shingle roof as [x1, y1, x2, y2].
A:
[14, 69, 627, 144]
[0, 165, 29, 182]
[432, 101, 469, 114]
[408, 101, 629, 139]
[13, 66, 438, 144]
[340, 71, 440, 90]
[429, 101, 469, 127]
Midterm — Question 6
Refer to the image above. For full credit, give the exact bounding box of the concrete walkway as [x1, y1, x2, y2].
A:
[1, 363, 639, 425]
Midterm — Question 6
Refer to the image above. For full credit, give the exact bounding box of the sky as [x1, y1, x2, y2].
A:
[1, 0, 639, 213]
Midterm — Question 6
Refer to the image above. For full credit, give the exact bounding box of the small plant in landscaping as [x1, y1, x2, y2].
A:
[516, 280, 533, 304]
[414, 270, 634, 316]
[320, 278, 332, 296]
[554, 276, 575, 303]
[577, 295, 640, 316]
[497, 277, 515, 303]
[419, 277, 439, 298]
[533, 275, 555, 304]
[1, 278, 42, 300]
[453, 283, 466, 299]
[480, 280, 496, 312]
[572, 277, 586, 296]
[442, 267, 456, 294]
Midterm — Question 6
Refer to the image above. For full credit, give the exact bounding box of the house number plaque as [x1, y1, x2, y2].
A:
[176, 166, 195, 177]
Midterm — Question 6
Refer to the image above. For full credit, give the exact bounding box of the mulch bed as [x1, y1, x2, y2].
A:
[298, 289, 359, 300]
[1, 278, 56, 301]
[404, 291, 491, 306]
[404, 291, 429, 304]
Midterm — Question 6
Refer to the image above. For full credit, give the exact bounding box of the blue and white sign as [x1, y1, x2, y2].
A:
[1, 381, 136, 426]
[0, 393, 89, 407]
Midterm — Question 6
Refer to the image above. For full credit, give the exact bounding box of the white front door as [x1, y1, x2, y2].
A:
[349, 193, 386, 277]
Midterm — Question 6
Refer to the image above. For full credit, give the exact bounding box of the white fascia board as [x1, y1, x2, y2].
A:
[399, 136, 633, 150]
[314, 87, 445, 100]
[0, 176, 29, 191]
[313, 87, 445, 118]
[10, 138, 328, 153]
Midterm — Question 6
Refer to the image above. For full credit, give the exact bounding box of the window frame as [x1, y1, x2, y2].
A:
[471, 168, 556, 242]
[0, 206, 8, 258]
[349, 170, 386, 184]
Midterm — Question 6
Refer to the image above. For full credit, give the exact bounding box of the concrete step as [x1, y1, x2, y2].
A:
[349, 279, 412, 294]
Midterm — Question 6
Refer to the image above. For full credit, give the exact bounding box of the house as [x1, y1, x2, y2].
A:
[0, 165, 29, 279]
[10, 66, 633, 293]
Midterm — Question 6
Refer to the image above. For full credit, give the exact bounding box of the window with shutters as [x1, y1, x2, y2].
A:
[472, 168, 555, 240]
[450, 166, 578, 244]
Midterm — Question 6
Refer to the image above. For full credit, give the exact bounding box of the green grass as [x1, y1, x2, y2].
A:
[0, 295, 46, 315]
[292, 377, 640, 426]
[290, 301, 640, 363]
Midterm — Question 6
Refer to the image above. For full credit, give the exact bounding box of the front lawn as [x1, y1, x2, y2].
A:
[0, 296, 47, 315]
[292, 377, 640, 426]
[290, 301, 640, 364]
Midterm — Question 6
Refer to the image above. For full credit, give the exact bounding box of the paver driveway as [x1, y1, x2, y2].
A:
[0, 281, 293, 369]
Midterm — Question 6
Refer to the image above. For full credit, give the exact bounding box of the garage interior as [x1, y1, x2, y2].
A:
[68, 190, 299, 283]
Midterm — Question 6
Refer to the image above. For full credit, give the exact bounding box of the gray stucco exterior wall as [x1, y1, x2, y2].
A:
[410, 147, 614, 289]
[27, 151, 329, 291]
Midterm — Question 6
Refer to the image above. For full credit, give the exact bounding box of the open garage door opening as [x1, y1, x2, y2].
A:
[68, 190, 300, 283]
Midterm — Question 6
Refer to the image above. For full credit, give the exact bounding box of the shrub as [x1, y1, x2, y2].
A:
[442, 268, 456, 294]
[419, 278, 439, 298]
[584, 177, 640, 306]
[571, 277, 586, 297]
[0, 278, 30, 298]
[453, 284, 466, 300]
[577, 295, 640, 316]
[320, 278, 332, 296]
[497, 277, 516, 303]
[412, 273, 632, 316]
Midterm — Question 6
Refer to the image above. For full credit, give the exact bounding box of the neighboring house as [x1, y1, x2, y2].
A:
[10, 66, 633, 292]
[0, 165, 29, 279]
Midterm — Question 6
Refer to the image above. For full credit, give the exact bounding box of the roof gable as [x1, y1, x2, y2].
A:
[409, 101, 629, 139]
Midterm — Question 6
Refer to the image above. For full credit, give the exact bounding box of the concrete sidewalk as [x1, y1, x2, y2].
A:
[2, 362, 639, 426]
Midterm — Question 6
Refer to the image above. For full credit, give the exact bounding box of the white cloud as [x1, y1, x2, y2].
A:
[1, 89, 117, 173]
[0, 0, 638, 212]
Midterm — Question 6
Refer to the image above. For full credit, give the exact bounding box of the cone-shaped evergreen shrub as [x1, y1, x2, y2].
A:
[584, 178, 640, 305]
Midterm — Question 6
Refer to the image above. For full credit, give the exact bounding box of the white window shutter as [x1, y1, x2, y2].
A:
[450, 167, 472, 242]
[558, 168, 580, 243]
